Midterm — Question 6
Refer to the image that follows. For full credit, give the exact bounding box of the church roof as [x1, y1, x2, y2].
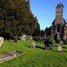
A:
[63, 19, 67, 24]
[52, 19, 66, 25]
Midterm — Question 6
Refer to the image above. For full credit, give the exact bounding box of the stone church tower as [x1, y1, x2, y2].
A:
[55, 3, 64, 25]
[45, 3, 67, 40]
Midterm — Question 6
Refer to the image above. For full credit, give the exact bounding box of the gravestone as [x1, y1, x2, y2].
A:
[14, 36, 18, 42]
[0, 37, 4, 47]
[31, 42, 36, 48]
[57, 44, 62, 52]
[29, 36, 33, 40]
[21, 35, 26, 41]
[57, 41, 63, 52]
[26, 35, 33, 40]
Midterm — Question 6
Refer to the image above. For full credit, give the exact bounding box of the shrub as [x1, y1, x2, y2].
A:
[33, 36, 42, 42]
[44, 36, 55, 50]
[33, 36, 45, 43]
[64, 40, 67, 45]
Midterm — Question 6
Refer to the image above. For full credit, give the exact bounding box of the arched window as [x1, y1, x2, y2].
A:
[57, 24, 60, 32]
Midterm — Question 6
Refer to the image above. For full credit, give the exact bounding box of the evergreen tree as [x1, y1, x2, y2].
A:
[0, 0, 40, 39]
[32, 17, 40, 36]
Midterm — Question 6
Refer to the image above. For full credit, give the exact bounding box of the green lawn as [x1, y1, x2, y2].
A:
[0, 40, 67, 67]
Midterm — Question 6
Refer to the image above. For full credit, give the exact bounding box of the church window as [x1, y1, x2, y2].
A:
[57, 24, 60, 32]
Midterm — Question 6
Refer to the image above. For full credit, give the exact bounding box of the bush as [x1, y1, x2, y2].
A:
[33, 36, 45, 43]
[44, 36, 55, 50]
[33, 36, 42, 42]
[64, 40, 67, 45]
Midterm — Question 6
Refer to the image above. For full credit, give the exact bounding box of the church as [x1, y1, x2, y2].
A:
[45, 3, 67, 40]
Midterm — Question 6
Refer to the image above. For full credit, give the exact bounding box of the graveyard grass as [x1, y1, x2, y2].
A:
[0, 40, 67, 67]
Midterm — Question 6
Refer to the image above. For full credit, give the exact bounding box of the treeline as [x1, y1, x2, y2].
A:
[0, 0, 40, 39]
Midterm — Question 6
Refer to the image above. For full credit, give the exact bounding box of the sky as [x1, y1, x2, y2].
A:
[30, 0, 67, 30]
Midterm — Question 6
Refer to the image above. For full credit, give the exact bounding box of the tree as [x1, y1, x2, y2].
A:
[0, 0, 40, 40]
[44, 36, 55, 50]
[32, 17, 40, 36]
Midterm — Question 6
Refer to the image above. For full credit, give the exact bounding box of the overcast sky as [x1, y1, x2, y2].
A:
[30, 0, 67, 30]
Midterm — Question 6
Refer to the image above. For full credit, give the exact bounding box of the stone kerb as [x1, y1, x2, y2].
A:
[0, 51, 25, 63]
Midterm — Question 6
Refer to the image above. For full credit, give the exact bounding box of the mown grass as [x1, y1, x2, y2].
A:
[0, 40, 67, 67]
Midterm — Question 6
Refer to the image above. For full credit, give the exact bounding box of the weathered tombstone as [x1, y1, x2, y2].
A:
[31, 42, 36, 48]
[0, 37, 4, 47]
[26, 35, 33, 40]
[60, 40, 63, 45]
[21, 35, 26, 41]
[57, 41, 63, 52]
[29, 36, 33, 40]
[14, 36, 18, 42]
[57, 44, 62, 52]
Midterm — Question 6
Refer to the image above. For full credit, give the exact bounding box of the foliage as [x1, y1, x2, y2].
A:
[64, 40, 67, 45]
[0, 0, 40, 39]
[32, 19, 40, 36]
[40, 30, 45, 36]
[33, 36, 45, 43]
[44, 36, 55, 50]
[33, 36, 42, 42]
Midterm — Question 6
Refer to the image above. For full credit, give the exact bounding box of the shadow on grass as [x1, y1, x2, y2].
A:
[55, 45, 67, 49]
[26, 45, 45, 50]
[52, 51, 67, 53]
[62, 46, 67, 49]
[36, 46, 45, 50]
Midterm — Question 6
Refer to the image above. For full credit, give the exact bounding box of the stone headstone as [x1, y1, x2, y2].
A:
[0, 37, 4, 47]
[57, 44, 62, 52]
[57, 41, 63, 52]
[21, 35, 26, 41]
[31, 42, 36, 48]
[29, 36, 33, 40]
[14, 36, 18, 42]
[60, 40, 63, 45]
[26, 35, 33, 40]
